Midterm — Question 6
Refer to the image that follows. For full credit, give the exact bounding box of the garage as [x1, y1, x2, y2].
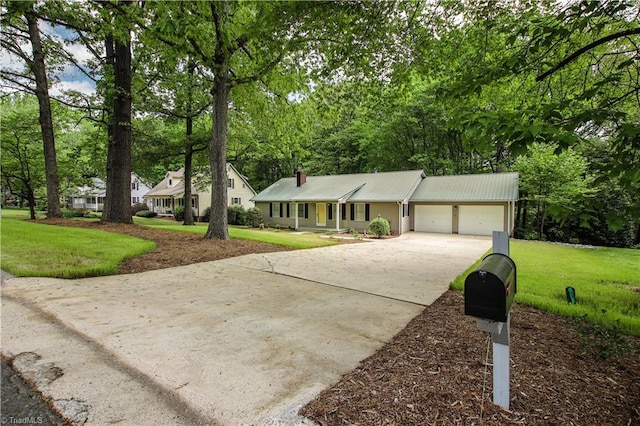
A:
[414, 205, 452, 233]
[458, 205, 504, 236]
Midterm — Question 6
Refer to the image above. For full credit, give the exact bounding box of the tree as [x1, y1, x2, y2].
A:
[100, 0, 135, 224]
[145, 1, 407, 239]
[1, 95, 46, 218]
[514, 142, 595, 240]
[1, 0, 62, 217]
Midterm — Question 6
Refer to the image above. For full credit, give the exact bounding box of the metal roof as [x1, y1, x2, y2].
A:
[409, 172, 519, 202]
[251, 170, 426, 203]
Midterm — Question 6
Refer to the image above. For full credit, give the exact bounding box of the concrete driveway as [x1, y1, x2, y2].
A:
[1, 233, 490, 425]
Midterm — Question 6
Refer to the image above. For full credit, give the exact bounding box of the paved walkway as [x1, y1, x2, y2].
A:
[1, 233, 491, 425]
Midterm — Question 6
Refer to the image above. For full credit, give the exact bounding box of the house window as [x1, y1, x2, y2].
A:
[403, 204, 409, 217]
[227, 178, 235, 189]
[350, 203, 370, 221]
[132, 197, 139, 204]
[297, 203, 308, 218]
[131, 182, 139, 191]
[231, 197, 241, 205]
[271, 202, 280, 217]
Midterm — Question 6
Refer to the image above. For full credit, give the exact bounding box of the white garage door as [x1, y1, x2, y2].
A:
[414, 205, 452, 233]
[459, 205, 504, 236]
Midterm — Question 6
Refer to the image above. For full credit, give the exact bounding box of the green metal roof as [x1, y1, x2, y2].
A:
[409, 172, 519, 202]
[253, 171, 518, 203]
[251, 170, 426, 203]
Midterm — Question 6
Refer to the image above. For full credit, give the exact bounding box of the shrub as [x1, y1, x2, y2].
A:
[62, 208, 86, 218]
[368, 215, 390, 238]
[130, 202, 149, 216]
[135, 210, 157, 218]
[202, 207, 211, 223]
[173, 206, 197, 221]
[245, 207, 263, 228]
[227, 205, 247, 225]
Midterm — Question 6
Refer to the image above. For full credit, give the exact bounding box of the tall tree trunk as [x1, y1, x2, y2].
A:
[204, 1, 230, 240]
[27, 187, 37, 220]
[102, 7, 133, 224]
[183, 138, 195, 225]
[25, 7, 61, 218]
[183, 61, 196, 226]
[205, 72, 229, 240]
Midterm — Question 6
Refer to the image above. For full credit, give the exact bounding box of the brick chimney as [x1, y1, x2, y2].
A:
[296, 171, 307, 187]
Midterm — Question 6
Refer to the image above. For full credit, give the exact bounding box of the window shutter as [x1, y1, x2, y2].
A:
[286, 203, 290, 218]
[350, 204, 355, 220]
[305, 203, 309, 219]
[365, 204, 370, 221]
[269, 203, 273, 217]
[341, 204, 346, 220]
[328, 204, 333, 220]
[280, 202, 283, 217]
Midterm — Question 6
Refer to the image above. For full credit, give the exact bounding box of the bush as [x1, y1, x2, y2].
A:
[135, 210, 157, 218]
[368, 215, 390, 238]
[130, 202, 149, 216]
[245, 207, 263, 228]
[228, 205, 247, 225]
[173, 206, 197, 221]
[202, 207, 211, 223]
[62, 208, 86, 218]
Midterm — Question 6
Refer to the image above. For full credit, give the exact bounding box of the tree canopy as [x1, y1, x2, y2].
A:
[1, 0, 637, 246]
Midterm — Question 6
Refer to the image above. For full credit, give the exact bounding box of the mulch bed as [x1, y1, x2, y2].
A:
[301, 291, 640, 425]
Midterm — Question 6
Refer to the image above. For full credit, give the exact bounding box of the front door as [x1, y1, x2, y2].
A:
[316, 203, 326, 226]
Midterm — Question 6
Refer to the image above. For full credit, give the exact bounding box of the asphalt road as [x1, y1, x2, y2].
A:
[2, 269, 64, 425]
[1, 356, 66, 426]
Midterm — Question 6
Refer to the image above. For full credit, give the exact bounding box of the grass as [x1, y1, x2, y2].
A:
[133, 216, 339, 249]
[0, 211, 337, 279]
[1, 213, 156, 278]
[451, 239, 640, 336]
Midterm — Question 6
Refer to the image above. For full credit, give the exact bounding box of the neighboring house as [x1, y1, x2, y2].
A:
[251, 170, 518, 236]
[144, 164, 256, 219]
[66, 173, 152, 211]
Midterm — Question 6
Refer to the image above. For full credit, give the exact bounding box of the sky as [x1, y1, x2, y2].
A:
[0, 20, 97, 97]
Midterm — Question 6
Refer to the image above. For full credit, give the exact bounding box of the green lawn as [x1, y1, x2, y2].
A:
[1, 214, 156, 278]
[133, 217, 339, 249]
[0, 212, 337, 279]
[452, 239, 640, 336]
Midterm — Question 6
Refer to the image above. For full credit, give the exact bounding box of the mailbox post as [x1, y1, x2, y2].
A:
[464, 231, 515, 410]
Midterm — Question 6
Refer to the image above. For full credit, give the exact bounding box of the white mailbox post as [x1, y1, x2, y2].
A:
[464, 231, 514, 410]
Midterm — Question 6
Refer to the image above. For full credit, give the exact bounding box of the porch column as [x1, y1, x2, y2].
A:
[294, 202, 299, 230]
[335, 203, 340, 231]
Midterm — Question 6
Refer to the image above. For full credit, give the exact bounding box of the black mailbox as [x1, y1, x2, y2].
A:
[464, 253, 516, 322]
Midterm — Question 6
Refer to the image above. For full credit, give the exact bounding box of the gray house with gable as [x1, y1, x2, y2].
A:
[251, 170, 519, 236]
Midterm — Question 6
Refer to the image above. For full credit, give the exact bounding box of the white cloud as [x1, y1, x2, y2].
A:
[51, 79, 95, 97]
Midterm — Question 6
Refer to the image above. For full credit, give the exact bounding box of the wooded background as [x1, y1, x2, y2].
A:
[1, 0, 638, 246]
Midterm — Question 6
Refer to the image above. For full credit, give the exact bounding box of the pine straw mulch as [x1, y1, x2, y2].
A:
[38, 217, 293, 274]
[36, 218, 640, 425]
[301, 291, 640, 426]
